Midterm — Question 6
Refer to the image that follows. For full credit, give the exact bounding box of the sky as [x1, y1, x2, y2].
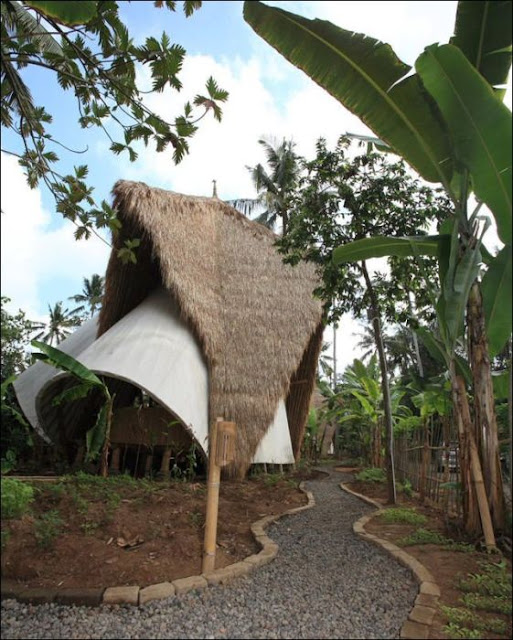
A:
[1, 0, 511, 376]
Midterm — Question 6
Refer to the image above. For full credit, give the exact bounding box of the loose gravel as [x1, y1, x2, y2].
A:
[1, 470, 418, 639]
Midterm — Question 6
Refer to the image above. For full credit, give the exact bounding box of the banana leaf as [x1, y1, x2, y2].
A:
[31, 340, 104, 387]
[243, 1, 453, 187]
[481, 244, 512, 356]
[416, 44, 512, 245]
[26, 1, 97, 25]
[85, 402, 108, 462]
[450, 1, 512, 92]
[333, 235, 443, 264]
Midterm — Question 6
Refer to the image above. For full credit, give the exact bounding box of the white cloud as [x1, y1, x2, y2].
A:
[121, 52, 372, 201]
[1, 153, 111, 320]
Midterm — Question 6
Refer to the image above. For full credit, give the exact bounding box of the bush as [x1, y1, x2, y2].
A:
[34, 510, 63, 549]
[355, 467, 386, 483]
[379, 507, 427, 526]
[1, 477, 33, 519]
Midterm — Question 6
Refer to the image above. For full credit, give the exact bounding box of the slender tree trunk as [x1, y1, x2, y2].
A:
[407, 293, 424, 379]
[450, 364, 496, 547]
[467, 282, 505, 530]
[361, 262, 396, 504]
[333, 324, 337, 390]
[100, 394, 114, 478]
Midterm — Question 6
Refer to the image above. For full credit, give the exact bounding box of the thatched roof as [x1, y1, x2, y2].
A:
[98, 180, 324, 476]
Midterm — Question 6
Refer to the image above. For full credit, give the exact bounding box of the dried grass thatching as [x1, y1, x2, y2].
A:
[98, 180, 324, 476]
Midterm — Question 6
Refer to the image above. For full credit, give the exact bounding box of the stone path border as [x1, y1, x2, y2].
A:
[340, 481, 440, 640]
[1, 481, 316, 608]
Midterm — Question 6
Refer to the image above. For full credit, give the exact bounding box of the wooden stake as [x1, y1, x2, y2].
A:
[202, 417, 222, 573]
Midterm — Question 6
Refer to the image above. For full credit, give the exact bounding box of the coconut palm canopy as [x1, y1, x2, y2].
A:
[15, 181, 324, 476]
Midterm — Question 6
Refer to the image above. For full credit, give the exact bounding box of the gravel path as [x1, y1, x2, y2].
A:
[1, 469, 418, 639]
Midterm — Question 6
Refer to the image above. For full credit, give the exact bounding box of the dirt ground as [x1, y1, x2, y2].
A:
[1, 469, 319, 590]
[2, 466, 511, 640]
[345, 475, 512, 640]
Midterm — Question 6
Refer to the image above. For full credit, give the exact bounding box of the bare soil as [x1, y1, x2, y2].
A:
[345, 475, 512, 640]
[2, 466, 511, 640]
[1, 469, 319, 590]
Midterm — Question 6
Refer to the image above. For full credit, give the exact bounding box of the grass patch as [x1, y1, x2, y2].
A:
[398, 527, 474, 552]
[459, 560, 512, 599]
[34, 509, 63, 549]
[1, 477, 34, 519]
[441, 606, 507, 634]
[461, 592, 512, 615]
[379, 507, 427, 526]
[443, 622, 481, 639]
[354, 467, 386, 483]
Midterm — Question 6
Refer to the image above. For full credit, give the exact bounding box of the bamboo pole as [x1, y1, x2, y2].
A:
[454, 375, 496, 551]
[202, 417, 222, 574]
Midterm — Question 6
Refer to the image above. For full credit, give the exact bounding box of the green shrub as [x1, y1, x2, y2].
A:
[461, 593, 512, 615]
[441, 606, 507, 634]
[459, 561, 512, 598]
[34, 509, 63, 549]
[443, 622, 481, 639]
[1, 477, 34, 519]
[398, 527, 474, 551]
[379, 507, 427, 526]
[355, 467, 386, 483]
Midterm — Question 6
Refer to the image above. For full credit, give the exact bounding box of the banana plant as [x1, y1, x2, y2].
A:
[31, 340, 113, 477]
[244, 0, 511, 543]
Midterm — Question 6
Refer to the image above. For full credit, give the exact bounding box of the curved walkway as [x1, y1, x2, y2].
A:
[1, 469, 418, 639]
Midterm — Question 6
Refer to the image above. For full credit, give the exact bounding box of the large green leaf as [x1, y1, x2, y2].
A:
[416, 327, 471, 383]
[31, 340, 104, 387]
[332, 235, 442, 264]
[25, 1, 97, 25]
[243, 1, 453, 187]
[52, 383, 95, 407]
[492, 371, 510, 400]
[350, 390, 376, 420]
[85, 402, 108, 462]
[481, 244, 512, 356]
[416, 327, 449, 367]
[440, 239, 482, 348]
[450, 1, 512, 92]
[416, 44, 512, 245]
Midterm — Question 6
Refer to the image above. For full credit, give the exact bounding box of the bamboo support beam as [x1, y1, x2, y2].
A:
[202, 417, 222, 574]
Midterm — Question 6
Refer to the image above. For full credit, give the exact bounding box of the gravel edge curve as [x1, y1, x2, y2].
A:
[0, 481, 316, 608]
[340, 481, 441, 640]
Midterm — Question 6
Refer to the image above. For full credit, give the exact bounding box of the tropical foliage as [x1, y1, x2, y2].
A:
[244, 0, 511, 543]
[69, 273, 105, 317]
[230, 137, 300, 234]
[33, 301, 83, 345]
[31, 340, 113, 477]
[1, 1, 228, 251]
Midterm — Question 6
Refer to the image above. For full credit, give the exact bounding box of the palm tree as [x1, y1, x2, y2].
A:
[69, 274, 105, 317]
[33, 301, 83, 346]
[230, 137, 300, 235]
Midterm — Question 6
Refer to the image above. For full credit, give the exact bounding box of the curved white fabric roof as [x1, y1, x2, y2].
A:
[14, 288, 294, 464]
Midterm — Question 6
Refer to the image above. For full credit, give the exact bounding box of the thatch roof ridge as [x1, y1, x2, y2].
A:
[99, 179, 323, 475]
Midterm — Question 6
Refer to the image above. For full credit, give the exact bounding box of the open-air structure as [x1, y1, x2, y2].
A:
[14, 181, 324, 477]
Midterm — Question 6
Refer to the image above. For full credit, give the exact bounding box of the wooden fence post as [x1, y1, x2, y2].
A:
[202, 417, 222, 574]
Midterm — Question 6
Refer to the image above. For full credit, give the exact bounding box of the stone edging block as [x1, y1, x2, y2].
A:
[1, 475, 316, 608]
[340, 481, 440, 640]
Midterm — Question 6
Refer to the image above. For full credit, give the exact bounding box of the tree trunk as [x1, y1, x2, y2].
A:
[467, 282, 505, 530]
[100, 394, 114, 478]
[420, 418, 429, 503]
[361, 262, 396, 504]
[451, 365, 496, 548]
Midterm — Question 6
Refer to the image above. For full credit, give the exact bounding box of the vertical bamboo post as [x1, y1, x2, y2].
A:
[202, 417, 222, 573]
[109, 446, 121, 473]
[420, 418, 429, 502]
